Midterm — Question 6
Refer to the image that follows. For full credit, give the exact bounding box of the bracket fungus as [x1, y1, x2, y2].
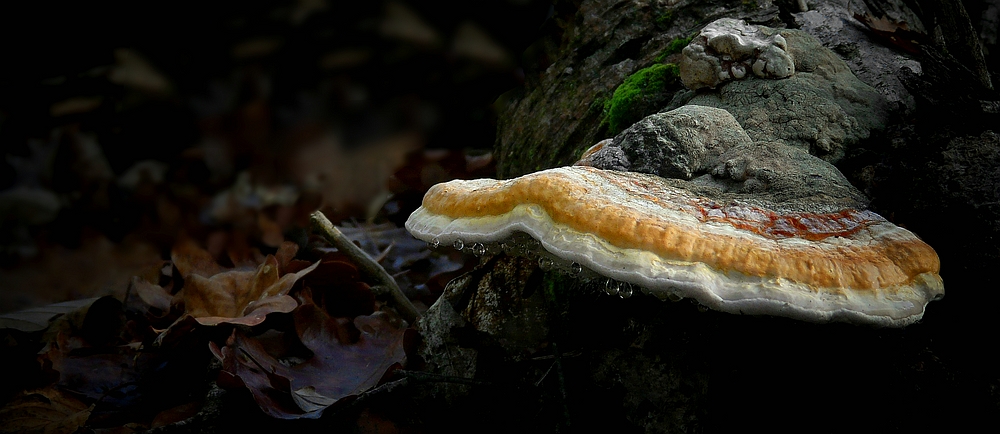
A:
[405, 164, 943, 327]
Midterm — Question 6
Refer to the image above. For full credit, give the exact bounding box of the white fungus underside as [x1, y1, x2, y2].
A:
[406, 204, 942, 327]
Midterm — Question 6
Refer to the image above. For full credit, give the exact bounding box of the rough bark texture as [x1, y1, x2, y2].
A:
[419, 0, 1000, 431]
[495, 0, 783, 178]
[677, 26, 890, 162]
[577, 105, 870, 210]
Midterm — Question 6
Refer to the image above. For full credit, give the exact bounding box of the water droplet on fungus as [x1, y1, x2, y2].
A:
[619, 282, 634, 299]
[605, 279, 621, 296]
[538, 257, 554, 270]
[471, 243, 486, 256]
[569, 262, 583, 276]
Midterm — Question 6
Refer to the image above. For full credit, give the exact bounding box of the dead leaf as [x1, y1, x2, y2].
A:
[287, 303, 406, 409]
[182, 255, 319, 326]
[0, 387, 93, 434]
[258, 213, 285, 248]
[274, 241, 299, 271]
[150, 401, 202, 428]
[854, 13, 924, 54]
[130, 277, 172, 313]
[209, 331, 306, 419]
[109, 49, 172, 94]
[212, 300, 407, 418]
[302, 253, 375, 318]
[0, 236, 161, 314]
[171, 238, 226, 279]
[290, 131, 420, 219]
[49, 97, 103, 117]
[0, 298, 100, 333]
[38, 324, 148, 410]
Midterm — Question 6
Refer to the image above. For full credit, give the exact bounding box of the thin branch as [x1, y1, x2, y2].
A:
[310, 211, 420, 324]
[393, 369, 490, 387]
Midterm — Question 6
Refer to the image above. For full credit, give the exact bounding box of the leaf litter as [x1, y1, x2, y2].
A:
[210, 291, 408, 419]
[0, 1, 508, 429]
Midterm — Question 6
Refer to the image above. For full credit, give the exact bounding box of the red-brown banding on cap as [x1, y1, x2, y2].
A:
[406, 166, 944, 326]
[419, 166, 938, 291]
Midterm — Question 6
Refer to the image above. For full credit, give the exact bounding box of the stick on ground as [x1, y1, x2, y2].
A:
[310, 211, 421, 324]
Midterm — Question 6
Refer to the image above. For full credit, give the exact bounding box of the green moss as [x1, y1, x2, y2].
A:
[602, 63, 680, 135]
[665, 36, 691, 55]
[654, 36, 691, 63]
[654, 11, 675, 28]
[589, 96, 606, 111]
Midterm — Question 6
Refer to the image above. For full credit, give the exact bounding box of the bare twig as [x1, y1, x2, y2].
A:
[393, 369, 490, 386]
[310, 211, 420, 324]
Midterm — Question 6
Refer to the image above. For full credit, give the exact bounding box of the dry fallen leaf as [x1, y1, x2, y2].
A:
[171, 238, 227, 279]
[131, 277, 173, 313]
[0, 298, 101, 333]
[854, 13, 923, 54]
[0, 387, 94, 434]
[209, 331, 304, 419]
[288, 302, 407, 405]
[211, 297, 407, 418]
[182, 255, 319, 326]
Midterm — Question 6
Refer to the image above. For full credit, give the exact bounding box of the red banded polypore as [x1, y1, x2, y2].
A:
[405, 166, 943, 326]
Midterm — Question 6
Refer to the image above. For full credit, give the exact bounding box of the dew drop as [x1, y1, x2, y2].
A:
[538, 257, 554, 270]
[522, 238, 539, 252]
[569, 262, 583, 277]
[453, 239, 465, 251]
[604, 279, 620, 296]
[618, 282, 634, 299]
[667, 292, 683, 302]
[517, 244, 530, 256]
[430, 237, 441, 249]
[471, 243, 486, 256]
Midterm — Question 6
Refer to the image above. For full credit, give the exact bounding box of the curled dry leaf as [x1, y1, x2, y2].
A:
[0, 387, 93, 434]
[854, 13, 923, 54]
[171, 238, 226, 279]
[302, 252, 376, 318]
[0, 298, 101, 333]
[211, 300, 407, 418]
[183, 255, 319, 326]
[209, 332, 302, 419]
[288, 303, 407, 405]
[39, 326, 152, 409]
[131, 276, 172, 313]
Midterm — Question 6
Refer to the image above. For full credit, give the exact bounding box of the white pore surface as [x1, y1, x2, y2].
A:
[406, 197, 943, 327]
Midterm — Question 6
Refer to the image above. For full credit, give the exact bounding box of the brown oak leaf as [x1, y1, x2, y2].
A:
[854, 13, 924, 54]
[182, 255, 319, 326]
[211, 299, 407, 418]
[0, 387, 93, 434]
[209, 331, 302, 419]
